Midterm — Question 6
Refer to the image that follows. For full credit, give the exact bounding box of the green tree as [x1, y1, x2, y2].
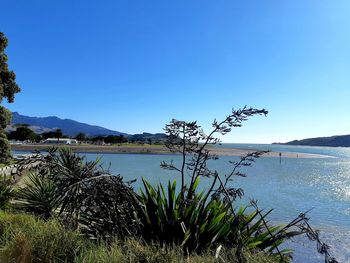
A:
[0, 132, 11, 163]
[42, 131, 56, 139]
[0, 107, 12, 162]
[104, 135, 126, 144]
[0, 106, 12, 130]
[8, 126, 36, 141]
[75, 132, 86, 142]
[91, 136, 105, 144]
[0, 32, 20, 163]
[54, 129, 63, 139]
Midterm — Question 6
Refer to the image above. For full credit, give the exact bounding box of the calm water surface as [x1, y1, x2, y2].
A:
[14, 144, 350, 262]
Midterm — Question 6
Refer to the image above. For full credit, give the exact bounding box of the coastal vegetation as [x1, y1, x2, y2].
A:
[0, 107, 338, 263]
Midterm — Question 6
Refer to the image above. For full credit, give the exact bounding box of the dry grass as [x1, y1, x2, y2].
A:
[77, 239, 278, 263]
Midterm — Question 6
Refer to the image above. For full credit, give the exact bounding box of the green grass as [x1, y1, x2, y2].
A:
[0, 211, 278, 263]
[0, 211, 83, 263]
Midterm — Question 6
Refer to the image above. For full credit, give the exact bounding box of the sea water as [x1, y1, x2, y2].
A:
[13, 144, 350, 262]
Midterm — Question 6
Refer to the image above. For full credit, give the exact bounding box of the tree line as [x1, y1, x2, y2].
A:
[6, 125, 164, 144]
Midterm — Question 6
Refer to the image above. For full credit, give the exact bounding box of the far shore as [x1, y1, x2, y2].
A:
[11, 144, 334, 159]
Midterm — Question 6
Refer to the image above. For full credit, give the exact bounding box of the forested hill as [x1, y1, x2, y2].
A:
[280, 134, 350, 147]
[10, 112, 126, 137]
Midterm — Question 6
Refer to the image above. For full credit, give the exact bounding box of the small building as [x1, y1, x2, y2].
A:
[44, 138, 78, 145]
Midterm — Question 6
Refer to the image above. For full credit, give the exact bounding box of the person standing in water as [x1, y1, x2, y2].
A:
[279, 152, 282, 164]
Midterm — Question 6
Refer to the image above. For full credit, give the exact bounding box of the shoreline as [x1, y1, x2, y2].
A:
[11, 144, 334, 159]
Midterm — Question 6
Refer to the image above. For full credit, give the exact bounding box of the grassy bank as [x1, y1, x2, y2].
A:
[0, 211, 277, 263]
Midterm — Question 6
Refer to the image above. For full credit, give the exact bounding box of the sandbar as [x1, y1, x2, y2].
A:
[11, 144, 334, 158]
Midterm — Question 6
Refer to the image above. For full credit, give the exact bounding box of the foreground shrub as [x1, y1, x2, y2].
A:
[14, 148, 140, 239]
[79, 175, 141, 240]
[138, 178, 297, 262]
[139, 178, 232, 252]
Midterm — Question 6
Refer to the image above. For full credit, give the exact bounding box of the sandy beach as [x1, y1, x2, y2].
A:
[11, 144, 333, 158]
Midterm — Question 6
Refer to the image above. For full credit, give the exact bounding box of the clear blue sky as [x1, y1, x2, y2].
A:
[1, 1, 350, 143]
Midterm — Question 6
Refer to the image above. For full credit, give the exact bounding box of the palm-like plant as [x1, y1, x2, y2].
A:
[14, 172, 59, 219]
[47, 148, 103, 219]
[231, 205, 300, 259]
[139, 178, 232, 252]
[138, 178, 300, 259]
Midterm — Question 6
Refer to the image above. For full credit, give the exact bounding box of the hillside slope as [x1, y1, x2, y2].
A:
[281, 134, 350, 147]
[10, 112, 126, 137]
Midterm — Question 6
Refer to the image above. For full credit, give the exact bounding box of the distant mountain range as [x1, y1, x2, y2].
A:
[8, 112, 127, 137]
[277, 134, 350, 147]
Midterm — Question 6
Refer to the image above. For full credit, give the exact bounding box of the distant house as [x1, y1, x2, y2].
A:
[44, 138, 78, 145]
